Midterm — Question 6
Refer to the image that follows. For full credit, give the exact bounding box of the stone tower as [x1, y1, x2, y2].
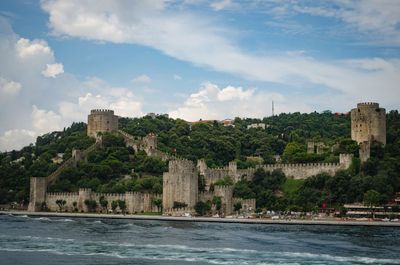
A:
[143, 133, 157, 154]
[351, 102, 386, 162]
[351, 102, 386, 145]
[87, 109, 119, 138]
[163, 159, 198, 211]
[27, 177, 47, 212]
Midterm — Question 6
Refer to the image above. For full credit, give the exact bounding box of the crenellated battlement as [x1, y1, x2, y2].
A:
[94, 192, 124, 198]
[125, 192, 145, 196]
[214, 185, 233, 190]
[262, 162, 339, 169]
[163, 207, 195, 216]
[357, 102, 379, 108]
[47, 192, 79, 197]
[168, 159, 195, 172]
[90, 109, 115, 114]
[79, 188, 92, 193]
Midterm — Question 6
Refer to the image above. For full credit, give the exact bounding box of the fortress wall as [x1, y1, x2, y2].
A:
[119, 130, 172, 161]
[125, 192, 142, 213]
[46, 141, 100, 186]
[199, 191, 214, 202]
[261, 163, 342, 179]
[78, 188, 92, 212]
[202, 168, 230, 189]
[45, 192, 79, 212]
[131, 193, 158, 213]
[163, 207, 195, 216]
[43, 189, 160, 213]
[203, 155, 352, 182]
[236, 168, 256, 181]
[118, 130, 141, 152]
[214, 185, 233, 216]
[233, 198, 256, 213]
[46, 158, 74, 185]
[197, 159, 207, 175]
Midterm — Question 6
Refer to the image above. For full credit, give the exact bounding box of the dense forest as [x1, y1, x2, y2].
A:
[1, 110, 399, 212]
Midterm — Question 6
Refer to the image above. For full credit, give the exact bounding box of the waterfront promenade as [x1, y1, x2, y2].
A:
[2, 210, 400, 227]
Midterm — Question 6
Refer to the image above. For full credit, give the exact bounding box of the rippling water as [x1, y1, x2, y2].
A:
[0, 214, 399, 265]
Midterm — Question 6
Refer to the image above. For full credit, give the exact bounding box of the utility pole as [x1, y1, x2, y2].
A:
[272, 100, 275, 117]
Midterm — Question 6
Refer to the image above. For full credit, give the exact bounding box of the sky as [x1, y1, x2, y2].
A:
[0, 0, 399, 151]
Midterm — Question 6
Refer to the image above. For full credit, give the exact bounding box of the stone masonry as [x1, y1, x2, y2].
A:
[44, 189, 161, 213]
[351, 102, 386, 162]
[163, 159, 198, 212]
[197, 154, 353, 190]
[87, 109, 119, 138]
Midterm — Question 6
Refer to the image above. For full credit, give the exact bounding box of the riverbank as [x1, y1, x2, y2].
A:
[2, 210, 400, 227]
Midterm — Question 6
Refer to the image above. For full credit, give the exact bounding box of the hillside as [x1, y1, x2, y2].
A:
[1, 110, 399, 212]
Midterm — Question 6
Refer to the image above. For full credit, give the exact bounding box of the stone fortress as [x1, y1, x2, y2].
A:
[87, 109, 119, 138]
[350, 102, 386, 162]
[28, 102, 386, 216]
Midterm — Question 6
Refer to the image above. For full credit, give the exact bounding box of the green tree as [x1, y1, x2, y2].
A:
[363, 189, 381, 218]
[234, 202, 242, 214]
[282, 142, 305, 162]
[99, 196, 108, 212]
[55, 199, 66, 212]
[173, 201, 188, 209]
[118, 200, 127, 214]
[84, 199, 97, 213]
[194, 201, 211, 216]
[212, 196, 222, 212]
[214, 176, 233, 186]
[111, 200, 118, 213]
[153, 198, 162, 212]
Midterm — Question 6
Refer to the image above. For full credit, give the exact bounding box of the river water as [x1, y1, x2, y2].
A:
[0, 214, 399, 265]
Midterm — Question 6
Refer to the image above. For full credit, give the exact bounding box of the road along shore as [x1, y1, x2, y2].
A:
[2, 210, 400, 227]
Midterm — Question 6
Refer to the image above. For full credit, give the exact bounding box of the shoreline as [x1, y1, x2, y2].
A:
[2, 210, 400, 227]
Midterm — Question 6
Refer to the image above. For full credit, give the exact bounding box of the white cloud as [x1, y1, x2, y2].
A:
[16, 38, 53, 59]
[284, 0, 400, 46]
[0, 77, 21, 96]
[59, 83, 144, 123]
[41, 63, 64, 78]
[132, 74, 152, 83]
[169, 83, 311, 121]
[32, 105, 63, 133]
[0, 129, 37, 151]
[40, 0, 400, 109]
[217, 85, 253, 101]
[0, 105, 63, 151]
[0, 19, 147, 151]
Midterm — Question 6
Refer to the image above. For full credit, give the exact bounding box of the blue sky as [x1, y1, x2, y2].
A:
[0, 0, 399, 150]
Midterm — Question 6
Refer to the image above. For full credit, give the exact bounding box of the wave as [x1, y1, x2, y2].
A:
[15, 214, 29, 218]
[36, 217, 51, 221]
[55, 218, 75, 222]
[1, 239, 399, 265]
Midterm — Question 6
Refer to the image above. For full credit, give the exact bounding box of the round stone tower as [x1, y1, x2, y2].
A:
[162, 159, 198, 211]
[87, 109, 119, 138]
[351, 102, 386, 145]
